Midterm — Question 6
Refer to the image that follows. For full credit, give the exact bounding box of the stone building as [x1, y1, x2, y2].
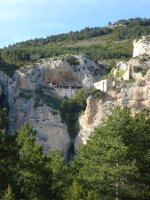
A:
[49, 83, 82, 98]
[94, 78, 114, 92]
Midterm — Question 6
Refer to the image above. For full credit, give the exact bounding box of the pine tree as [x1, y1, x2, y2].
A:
[0, 108, 15, 197]
[63, 180, 84, 200]
[71, 107, 150, 200]
[13, 123, 53, 200]
[47, 150, 68, 200]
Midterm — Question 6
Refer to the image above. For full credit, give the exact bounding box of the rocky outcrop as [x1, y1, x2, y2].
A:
[0, 71, 70, 154]
[33, 55, 105, 88]
[0, 55, 106, 154]
[111, 37, 150, 83]
[113, 57, 150, 81]
[74, 123, 96, 149]
[79, 97, 102, 129]
[133, 36, 150, 58]
[76, 37, 150, 149]
[75, 66, 150, 149]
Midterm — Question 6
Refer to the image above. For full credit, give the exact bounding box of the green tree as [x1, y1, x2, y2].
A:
[0, 108, 8, 130]
[60, 89, 87, 139]
[13, 123, 53, 200]
[0, 108, 15, 198]
[71, 107, 150, 200]
[108, 21, 112, 27]
[47, 150, 69, 200]
[2, 185, 15, 200]
[63, 180, 84, 200]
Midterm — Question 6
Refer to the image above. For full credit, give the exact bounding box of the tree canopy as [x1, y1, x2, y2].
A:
[70, 107, 150, 200]
[0, 106, 150, 199]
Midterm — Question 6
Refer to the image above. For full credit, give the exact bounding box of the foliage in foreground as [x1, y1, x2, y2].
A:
[0, 107, 150, 200]
[0, 120, 68, 200]
[71, 107, 150, 199]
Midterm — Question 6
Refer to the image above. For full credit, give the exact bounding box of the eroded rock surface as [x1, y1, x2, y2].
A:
[0, 55, 105, 154]
[133, 36, 150, 58]
[75, 68, 150, 149]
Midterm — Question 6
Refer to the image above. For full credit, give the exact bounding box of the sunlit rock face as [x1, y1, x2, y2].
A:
[133, 36, 150, 58]
[0, 55, 105, 154]
[0, 70, 70, 155]
[75, 67, 150, 150]
[76, 38, 150, 150]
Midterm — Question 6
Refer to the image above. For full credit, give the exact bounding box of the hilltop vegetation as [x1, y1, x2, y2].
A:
[0, 18, 150, 76]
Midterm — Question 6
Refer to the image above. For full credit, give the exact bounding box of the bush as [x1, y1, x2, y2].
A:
[133, 66, 143, 73]
[66, 56, 80, 66]
[35, 88, 61, 110]
[60, 89, 87, 139]
[19, 89, 33, 100]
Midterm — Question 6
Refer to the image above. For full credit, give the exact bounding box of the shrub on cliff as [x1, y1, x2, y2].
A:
[66, 55, 80, 66]
[60, 89, 87, 139]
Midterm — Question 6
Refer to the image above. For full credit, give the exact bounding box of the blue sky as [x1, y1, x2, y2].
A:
[0, 0, 150, 48]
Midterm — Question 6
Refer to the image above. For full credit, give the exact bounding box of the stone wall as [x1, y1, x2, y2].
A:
[54, 86, 77, 98]
[49, 83, 80, 98]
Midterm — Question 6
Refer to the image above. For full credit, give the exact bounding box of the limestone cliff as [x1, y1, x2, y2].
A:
[75, 37, 150, 149]
[0, 55, 105, 154]
[0, 70, 70, 154]
[75, 72, 150, 149]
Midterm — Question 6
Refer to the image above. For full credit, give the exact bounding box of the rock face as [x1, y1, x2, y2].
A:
[114, 57, 150, 81]
[75, 39, 150, 149]
[0, 55, 105, 154]
[79, 97, 102, 129]
[39, 54, 104, 88]
[75, 69, 150, 149]
[133, 36, 150, 58]
[0, 71, 70, 154]
[9, 96, 69, 154]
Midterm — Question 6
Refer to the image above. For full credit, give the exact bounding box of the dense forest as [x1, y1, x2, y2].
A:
[0, 106, 150, 200]
[0, 18, 150, 76]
